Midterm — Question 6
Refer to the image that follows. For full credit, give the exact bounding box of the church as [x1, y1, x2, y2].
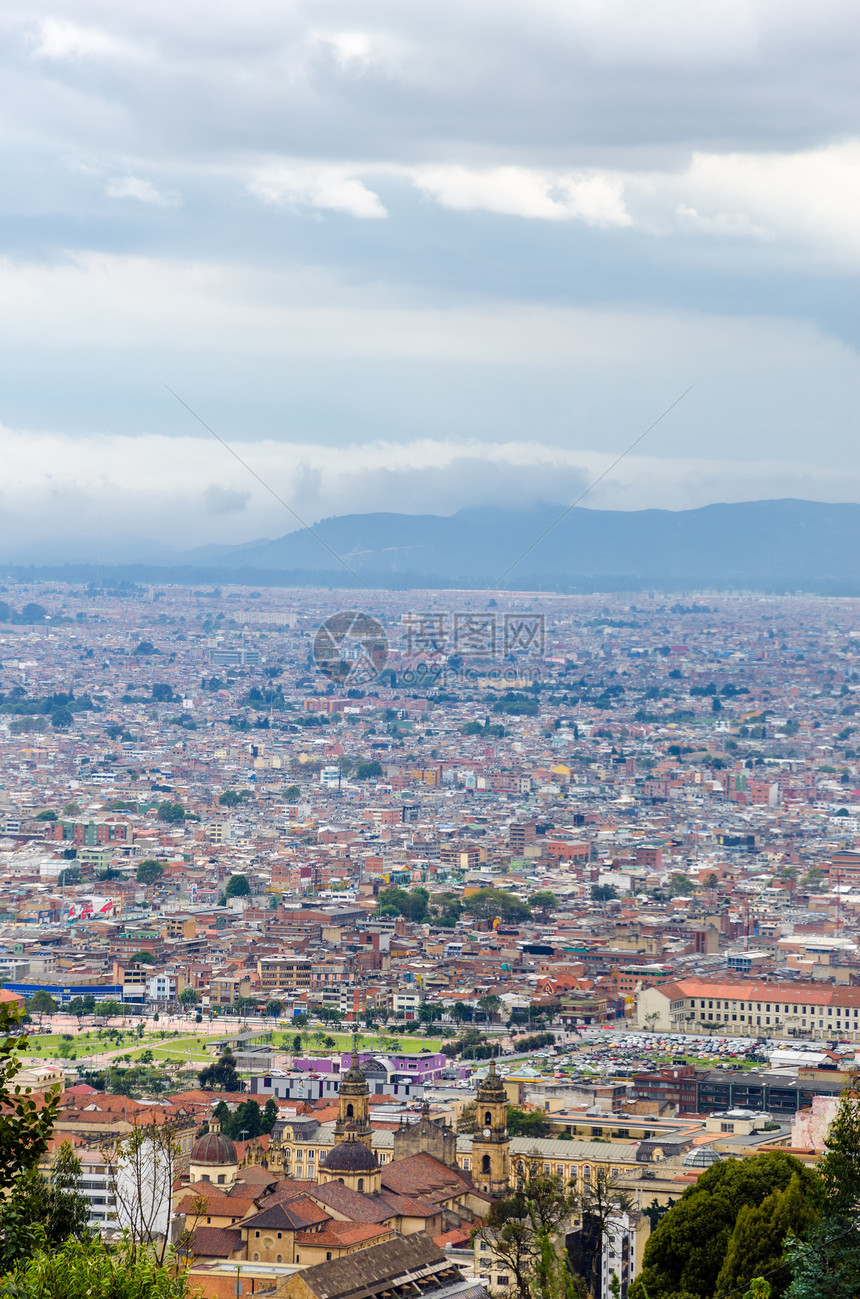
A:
[177, 1047, 512, 1272]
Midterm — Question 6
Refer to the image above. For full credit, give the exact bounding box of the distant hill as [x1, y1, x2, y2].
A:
[7, 499, 860, 592]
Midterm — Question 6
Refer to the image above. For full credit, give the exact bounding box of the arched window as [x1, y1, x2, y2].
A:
[253, 1253, 259, 1262]
[276, 1255, 282, 1264]
[481, 1154, 491, 1175]
[484, 1111, 492, 1127]
[358, 1178, 364, 1191]
[346, 1103, 354, 1118]
[326, 1253, 332, 1261]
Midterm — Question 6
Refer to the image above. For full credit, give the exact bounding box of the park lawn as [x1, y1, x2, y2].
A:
[21, 1030, 143, 1056]
[131, 1036, 213, 1064]
[286, 1031, 445, 1054]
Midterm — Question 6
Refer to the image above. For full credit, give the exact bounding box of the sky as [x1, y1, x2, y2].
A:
[2, 0, 860, 556]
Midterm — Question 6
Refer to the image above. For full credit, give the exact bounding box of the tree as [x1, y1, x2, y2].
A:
[457, 1102, 477, 1133]
[156, 801, 185, 823]
[136, 859, 164, 885]
[218, 789, 249, 806]
[478, 994, 503, 1022]
[198, 1048, 241, 1092]
[575, 1169, 636, 1298]
[631, 1151, 820, 1299]
[151, 683, 174, 702]
[355, 760, 383, 780]
[0, 1002, 60, 1192]
[376, 886, 430, 923]
[530, 891, 558, 918]
[786, 1076, 860, 1299]
[0, 1232, 194, 1299]
[51, 707, 73, 730]
[28, 991, 57, 1023]
[266, 999, 284, 1018]
[58, 865, 82, 886]
[225, 874, 251, 898]
[0, 1140, 91, 1270]
[507, 1107, 551, 1139]
[292, 1033, 304, 1055]
[102, 1118, 184, 1264]
[98, 999, 123, 1018]
[590, 884, 617, 902]
[130, 950, 156, 965]
[477, 1159, 579, 1299]
[177, 988, 200, 1009]
[462, 888, 532, 923]
[261, 1098, 278, 1134]
[668, 873, 695, 896]
[717, 1172, 817, 1299]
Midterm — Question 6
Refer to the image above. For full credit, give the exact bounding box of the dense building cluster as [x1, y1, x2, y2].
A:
[3, 583, 860, 1297]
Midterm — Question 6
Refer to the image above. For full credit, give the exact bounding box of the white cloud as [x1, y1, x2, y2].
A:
[32, 17, 142, 62]
[248, 163, 387, 219]
[409, 165, 631, 226]
[105, 176, 179, 206]
[312, 28, 405, 75]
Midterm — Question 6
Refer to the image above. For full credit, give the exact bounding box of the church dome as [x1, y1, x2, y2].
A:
[320, 1138, 379, 1174]
[191, 1132, 237, 1165]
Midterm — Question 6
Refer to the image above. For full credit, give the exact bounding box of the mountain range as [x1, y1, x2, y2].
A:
[7, 499, 860, 593]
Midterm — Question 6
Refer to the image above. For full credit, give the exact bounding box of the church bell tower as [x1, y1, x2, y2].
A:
[471, 1058, 510, 1196]
[334, 1040, 373, 1150]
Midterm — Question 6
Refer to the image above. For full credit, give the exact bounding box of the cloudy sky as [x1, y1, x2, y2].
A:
[2, 0, 860, 556]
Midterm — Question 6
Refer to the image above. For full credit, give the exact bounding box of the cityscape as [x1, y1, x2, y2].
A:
[2, 583, 860, 1296]
[3, 0, 860, 1295]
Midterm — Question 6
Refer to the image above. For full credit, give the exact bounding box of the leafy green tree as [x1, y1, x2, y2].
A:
[0, 1140, 91, 1269]
[261, 1098, 278, 1134]
[530, 891, 558, 917]
[786, 1076, 860, 1299]
[28, 991, 57, 1021]
[151, 683, 174, 702]
[355, 760, 383, 779]
[218, 789, 250, 806]
[718, 1172, 818, 1299]
[477, 1159, 579, 1299]
[2, 1218, 194, 1296]
[266, 999, 284, 1017]
[129, 950, 155, 965]
[136, 859, 164, 885]
[376, 885, 430, 923]
[198, 1048, 241, 1092]
[462, 888, 532, 923]
[507, 1107, 551, 1139]
[668, 873, 695, 896]
[57, 865, 82, 886]
[98, 999, 123, 1018]
[225, 874, 251, 898]
[156, 801, 185, 823]
[0, 1003, 60, 1191]
[632, 1152, 819, 1299]
[66, 995, 95, 1018]
[591, 883, 618, 902]
[478, 994, 503, 1022]
[177, 988, 200, 1008]
[35, 810, 58, 822]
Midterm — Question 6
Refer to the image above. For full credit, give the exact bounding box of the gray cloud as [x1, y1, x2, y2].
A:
[0, 0, 858, 552]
